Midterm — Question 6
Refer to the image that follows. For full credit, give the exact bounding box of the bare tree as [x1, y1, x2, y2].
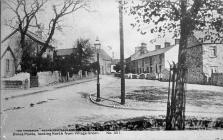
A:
[38, 0, 89, 57]
[4, 0, 47, 49]
[3, 0, 47, 71]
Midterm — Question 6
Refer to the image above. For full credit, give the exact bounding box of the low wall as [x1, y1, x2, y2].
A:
[37, 71, 59, 87]
[86, 72, 96, 79]
[211, 73, 223, 86]
[60, 71, 96, 82]
[1, 72, 30, 89]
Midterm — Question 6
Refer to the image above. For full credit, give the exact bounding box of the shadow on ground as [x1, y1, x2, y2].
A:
[110, 86, 223, 107]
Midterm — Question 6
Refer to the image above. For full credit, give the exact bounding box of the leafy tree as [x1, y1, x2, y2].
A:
[114, 61, 131, 73]
[89, 62, 99, 73]
[53, 38, 94, 76]
[125, 61, 131, 73]
[114, 62, 121, 73]
[14, 36, 52, 75]
[125, 0, 223, 130]
[73, 38, 94, 72]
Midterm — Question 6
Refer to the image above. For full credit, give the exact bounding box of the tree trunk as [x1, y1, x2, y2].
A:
[38, 18, 58, 58]
[166, 0, 191, 130]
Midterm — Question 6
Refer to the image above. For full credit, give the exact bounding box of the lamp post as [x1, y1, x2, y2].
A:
[94, 38, 101, 102]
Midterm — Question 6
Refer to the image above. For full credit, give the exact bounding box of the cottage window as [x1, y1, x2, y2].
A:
[142, 59, 144, 67]
[159, 54, 163, 64]
[150, 67, 153, 73]
[211, 66, 218, 73]
[156, 64, 158, 73]
[6, 59, 10, 72]
[149, 57, 152, 65]
[209, 46, 217, 57]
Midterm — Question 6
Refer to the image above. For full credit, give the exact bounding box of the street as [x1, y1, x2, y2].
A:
[1, 75, 156, 135]
[1, 75, 223, 136]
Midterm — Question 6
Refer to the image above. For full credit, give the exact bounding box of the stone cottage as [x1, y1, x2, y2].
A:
[185, 35, 223, 84]
[56, 47, 112, 75]
[1, 46, 16, 78]
[129, 40, 179, 74]
[1, 29, 55, 76]
[92, 48, 112, 75]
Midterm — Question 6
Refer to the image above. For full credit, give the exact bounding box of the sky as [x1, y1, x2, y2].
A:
[1, 0, 175, 59]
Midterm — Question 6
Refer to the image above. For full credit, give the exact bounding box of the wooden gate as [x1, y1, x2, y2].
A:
[166, 63, 187, 130]
[30, 76, 38, 88]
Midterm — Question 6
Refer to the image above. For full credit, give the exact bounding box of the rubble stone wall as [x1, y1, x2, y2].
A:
[1, 72, 30, 89]
[211, 73, 223, 86]
[186, 45, 206, 84]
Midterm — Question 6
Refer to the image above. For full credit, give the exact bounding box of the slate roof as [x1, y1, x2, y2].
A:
[1, 29, 54, 49]
[133, 45, 177, 61]
[56, 48, 76, 56]
[99, 49, 112, 61]
[1, 46, 16, 59]
[56, 47, 112, 63]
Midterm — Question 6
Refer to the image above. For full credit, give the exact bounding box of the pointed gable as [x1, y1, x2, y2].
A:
[1, 46, 16, 60]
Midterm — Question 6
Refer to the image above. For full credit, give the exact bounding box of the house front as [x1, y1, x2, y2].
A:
[130, 41, 179, 74]
[1, 29, 55, 63]
[186, 35, 223, 84]
[93, 49, 112, 75]
[1, 46, 16, 78]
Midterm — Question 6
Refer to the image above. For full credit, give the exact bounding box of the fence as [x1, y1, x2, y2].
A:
[30, 76, 39, 88]
[60, 71, 96, 83]
[211, 73, 223, 86]
[166, 63, 187, 130]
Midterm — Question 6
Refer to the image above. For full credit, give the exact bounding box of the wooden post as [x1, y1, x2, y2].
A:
[119, 0, 125, 105]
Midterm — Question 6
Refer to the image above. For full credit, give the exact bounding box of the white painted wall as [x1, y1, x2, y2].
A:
[164, 45, 179, 69]
[1, 50, 15, 78]
[37, 71, 60, 87]
[202, 44, 223, 77]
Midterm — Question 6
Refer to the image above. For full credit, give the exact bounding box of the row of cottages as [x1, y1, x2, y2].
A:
[56, 47, 112, 75]
[1, 29, 55, 78]
[128, 35, 223, 84]
[185, 35, 223, 84]
[128, 40, 179, 74]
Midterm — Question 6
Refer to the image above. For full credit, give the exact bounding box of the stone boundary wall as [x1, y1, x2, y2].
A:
[63, 116, 223, 131]
[37, 71, 59, 87]
[211, 73, 223, 86]
[60, 71, 96, 82]
[1, 72, 30, 89]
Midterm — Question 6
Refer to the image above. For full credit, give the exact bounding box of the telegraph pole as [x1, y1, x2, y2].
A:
[119, 0, 125, 105]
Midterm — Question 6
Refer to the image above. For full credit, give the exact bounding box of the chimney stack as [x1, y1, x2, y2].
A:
[164, 42, 171, 48]
[141, 42, 147, 47]
[175, 39, 180, 45]
[155, 45, 161, 50]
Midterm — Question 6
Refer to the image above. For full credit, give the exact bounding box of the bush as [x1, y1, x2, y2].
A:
[160, 69, 170, 82]
[132, 74, 139, 79]
[139, 73, 146, 79]
[146, 73, 157, 80]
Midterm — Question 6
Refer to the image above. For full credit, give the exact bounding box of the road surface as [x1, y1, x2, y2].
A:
[1, 75, 223, 137]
